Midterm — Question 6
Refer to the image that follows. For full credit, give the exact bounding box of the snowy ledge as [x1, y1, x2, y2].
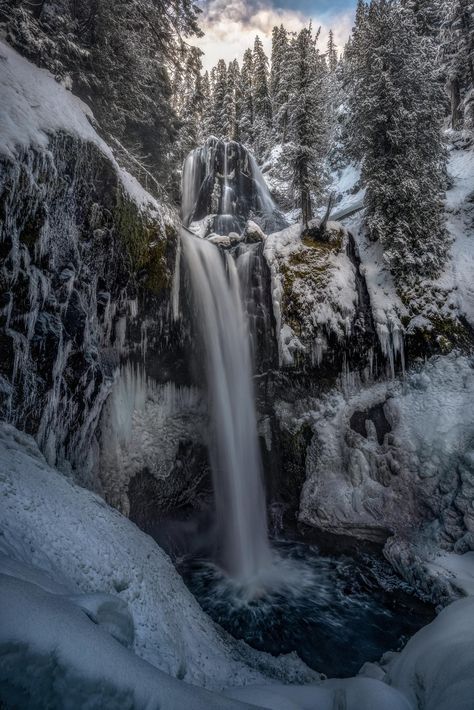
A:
[0, 40, 166, 218]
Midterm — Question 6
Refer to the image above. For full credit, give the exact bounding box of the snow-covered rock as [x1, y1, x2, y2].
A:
[0, 39, 163, 215]
[264, 223, 361, 369]
[0, 38, 181, 484]
[297, 354, 474, 553]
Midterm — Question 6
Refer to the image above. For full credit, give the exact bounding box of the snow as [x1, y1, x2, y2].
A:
[1, 421, 474, 708]
[328, 164, 366, 222]
[443, 143, 474, 326]
[98, 365, 206, 513]
[426, 552, 474, 597]
[0, 423, 316, 695]
[225, 679, 411, 710]
[264, 222, 358, 367]
[298, 353, 474, 546]
[0, 40, 162, 215]
[325, 138, 474, 361]
[386, 596, 474, 710]
[0, 571, 249, 710]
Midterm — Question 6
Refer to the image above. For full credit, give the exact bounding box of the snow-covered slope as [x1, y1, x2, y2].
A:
[443, 140, 474, 326]
[0, 39, 161, 214]
[0, 424, 316, 695]
[327, 136, 474, 367]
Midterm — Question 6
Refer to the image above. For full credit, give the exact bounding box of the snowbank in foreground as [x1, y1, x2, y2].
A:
[0, 424, 314, 692]
[1, 422, 474, 709]
[386, 596, 474, 710]
[0, 570, 250, 710]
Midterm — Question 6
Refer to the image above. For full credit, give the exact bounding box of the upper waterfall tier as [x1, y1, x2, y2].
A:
[181, 137, 287, 236]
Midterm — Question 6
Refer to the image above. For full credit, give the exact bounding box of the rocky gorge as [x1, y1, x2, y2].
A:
[1, 36, 474, 710]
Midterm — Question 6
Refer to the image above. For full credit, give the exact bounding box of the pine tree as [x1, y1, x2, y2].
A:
[201, 70, 213, 137]
[2, 0, 203, 186]
[175, 47, 206, 160]
[440, 0, 474, 128]
[270, 25, 290, 142]
[239, 48, 254, 145]
[284, 26, 329, 226]
[209, 59, 231, 139]
[252, 35, 272, 158]
[326, 29, 345, 169]
[347, 0, 448, 282]
[327, 29, 338, 73]
[227, 59, 242, 141]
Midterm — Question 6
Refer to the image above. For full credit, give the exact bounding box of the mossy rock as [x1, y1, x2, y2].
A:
[115, 190, 175, 296]
[403, 314, 474, 360]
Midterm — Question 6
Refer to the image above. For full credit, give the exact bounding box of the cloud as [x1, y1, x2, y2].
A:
[192, 0, 355, 70]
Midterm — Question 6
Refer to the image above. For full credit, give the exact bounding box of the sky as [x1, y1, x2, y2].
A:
[193, 0, 357, 70]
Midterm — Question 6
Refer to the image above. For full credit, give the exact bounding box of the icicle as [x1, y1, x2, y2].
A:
[171, 231, 181, 322]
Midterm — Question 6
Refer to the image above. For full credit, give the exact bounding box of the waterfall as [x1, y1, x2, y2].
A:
[182, 230, 272, 583]
[181, 137, 287, 236]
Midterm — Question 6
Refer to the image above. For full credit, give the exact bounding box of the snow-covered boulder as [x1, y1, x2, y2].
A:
[244, 220, 267, 244]
[295, 354, 474, 585]
[264, 222, 371, 370]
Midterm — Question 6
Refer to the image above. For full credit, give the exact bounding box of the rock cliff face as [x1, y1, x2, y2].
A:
[0, 133, 180, 481]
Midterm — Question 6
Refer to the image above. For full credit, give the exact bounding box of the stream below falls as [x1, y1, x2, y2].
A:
[177, 535, 435, 678]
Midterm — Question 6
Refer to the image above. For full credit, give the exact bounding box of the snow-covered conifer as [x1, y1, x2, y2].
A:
[347, 0, 448, 282]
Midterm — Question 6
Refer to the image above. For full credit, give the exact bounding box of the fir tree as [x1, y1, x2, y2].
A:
[252, 35, 272, 158]
[440, 0, 474, 128]
[2, 0, 203, 186]
[239, 48, 254, 145]
[270, 25, 290, 142]
[284, 26, 329, 225]
[209, 59, 230, 138]
[327, 29, 338, 73]
[227, 59, 242, 141]
[347, 0, 448, 282]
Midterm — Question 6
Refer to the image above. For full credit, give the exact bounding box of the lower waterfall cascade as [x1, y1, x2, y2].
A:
[181, 229, 272, 584]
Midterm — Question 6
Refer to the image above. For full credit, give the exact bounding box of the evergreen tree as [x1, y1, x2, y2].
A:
[326, 29, 345, 169]
[440, 0, 474, 128]
[2, 0, 203, 186]
[175, 47, 206, 160]
[327, 29, 338, 73]
[347, 0, 448, 282]
[252, 35, 272, 158]
[270, 25, 290, 142]
[209, 59, 230, 138]
[239, 48, 254, 145]
[201, 70, 213, 137]
[284, 26, 329, 225]
[227, 59, 242, 141]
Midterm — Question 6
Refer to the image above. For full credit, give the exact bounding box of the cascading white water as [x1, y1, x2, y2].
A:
[181, 137, 285, 235]
[182, 230, 272, 584]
